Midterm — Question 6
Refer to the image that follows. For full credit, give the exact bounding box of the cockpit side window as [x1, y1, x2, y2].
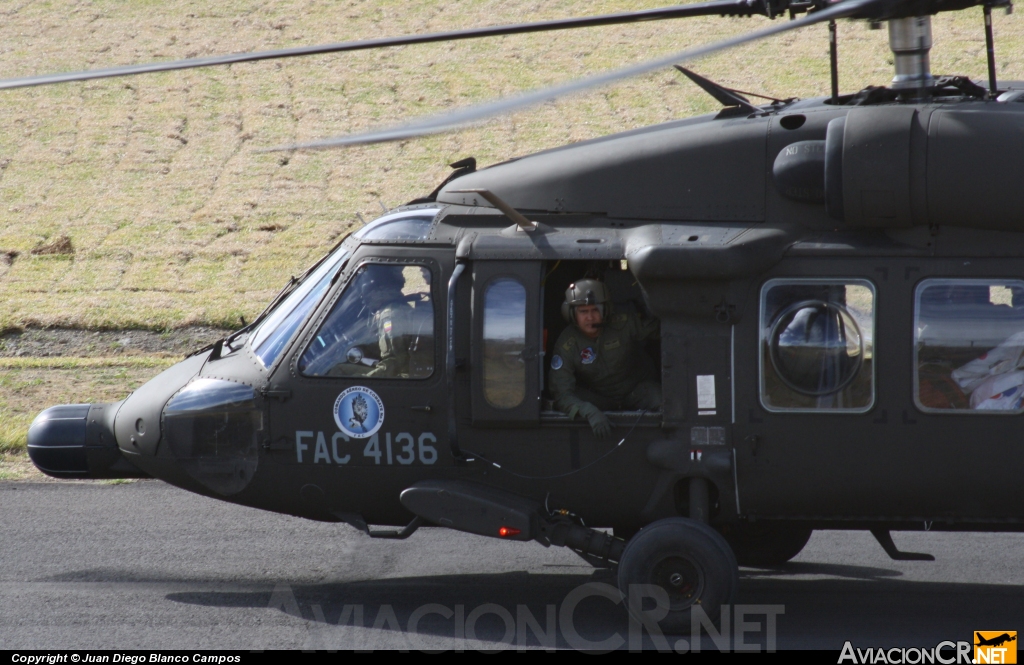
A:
[759, 278, 875, 412]
[914, 278, 1024, 413]
[299, 263, 435, 379]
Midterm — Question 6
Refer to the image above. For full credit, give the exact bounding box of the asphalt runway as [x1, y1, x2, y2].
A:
[2, 480, 1022, 651]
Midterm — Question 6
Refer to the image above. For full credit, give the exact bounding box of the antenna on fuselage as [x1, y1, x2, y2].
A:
[673, 66, 761, 115]
[447, 188, 538, 232]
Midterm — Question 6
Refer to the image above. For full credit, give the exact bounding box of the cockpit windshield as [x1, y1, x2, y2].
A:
[246, 209, 437, 369]
[249, 247, 350, 368]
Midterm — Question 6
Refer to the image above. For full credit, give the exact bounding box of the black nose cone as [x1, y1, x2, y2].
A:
[27, 404, 91, 476]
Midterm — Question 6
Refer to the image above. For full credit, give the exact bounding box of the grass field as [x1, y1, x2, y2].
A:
[0, 356, 177, 477]
[1, 1, 1021, 331]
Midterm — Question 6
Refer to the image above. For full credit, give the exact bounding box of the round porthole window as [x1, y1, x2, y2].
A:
[768, 299, 863, 396]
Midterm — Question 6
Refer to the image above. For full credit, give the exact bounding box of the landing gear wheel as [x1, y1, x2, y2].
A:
[719, 523, 812, 566]
[617, 517, 738, 634]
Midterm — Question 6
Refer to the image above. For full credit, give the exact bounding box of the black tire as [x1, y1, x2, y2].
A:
[719, 522, 812, 567]
[617, 517, 738, 634]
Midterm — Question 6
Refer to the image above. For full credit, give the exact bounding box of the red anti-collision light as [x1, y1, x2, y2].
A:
[498, 527, 520, 538]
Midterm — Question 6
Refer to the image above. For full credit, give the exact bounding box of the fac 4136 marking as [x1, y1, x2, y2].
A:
[296, 430, 438, 465]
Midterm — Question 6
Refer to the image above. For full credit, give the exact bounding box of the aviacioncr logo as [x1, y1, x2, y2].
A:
[334, 386, 385, 439]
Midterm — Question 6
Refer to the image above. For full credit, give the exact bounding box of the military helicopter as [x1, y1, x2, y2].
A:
[14, 0, 1024, 634]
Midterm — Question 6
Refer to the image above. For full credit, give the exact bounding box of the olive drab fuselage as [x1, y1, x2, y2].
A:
[15, 0, 1024, 635]
[27, 90, 1024, 537]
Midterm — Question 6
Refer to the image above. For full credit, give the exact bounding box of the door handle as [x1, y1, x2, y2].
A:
[410, 405, 432, 413]
[261, 387, 292, 401]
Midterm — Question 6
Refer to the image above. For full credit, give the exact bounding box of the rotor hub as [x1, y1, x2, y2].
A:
[889, 16, 935, 91]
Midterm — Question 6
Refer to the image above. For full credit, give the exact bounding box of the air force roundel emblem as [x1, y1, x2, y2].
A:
[334, 386, 385, 439]
[580, 347, 596, 365]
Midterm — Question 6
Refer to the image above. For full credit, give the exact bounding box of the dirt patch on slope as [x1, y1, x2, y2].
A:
[0, 327, 233, 358]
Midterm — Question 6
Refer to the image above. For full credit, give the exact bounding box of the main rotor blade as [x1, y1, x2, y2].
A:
[0, 0, 764, 91]
[273, 0, 879, 150]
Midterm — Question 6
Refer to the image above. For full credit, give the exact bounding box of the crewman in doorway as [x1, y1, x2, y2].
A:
[549, 278, 661, 438]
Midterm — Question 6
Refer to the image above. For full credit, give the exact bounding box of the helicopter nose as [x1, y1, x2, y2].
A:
[160, 378, 261, 496]
[109, 352, 209, 458]
[27, 401, 143, 479]
[27, 404, 91, 476]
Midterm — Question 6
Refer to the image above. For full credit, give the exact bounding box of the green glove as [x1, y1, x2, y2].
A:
[578, 403, 612, 439]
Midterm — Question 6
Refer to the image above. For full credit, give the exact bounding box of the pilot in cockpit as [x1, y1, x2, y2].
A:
[363, 267, 417, 379]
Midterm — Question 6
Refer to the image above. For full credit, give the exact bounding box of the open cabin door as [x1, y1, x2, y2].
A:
[470, 261, 543, 426]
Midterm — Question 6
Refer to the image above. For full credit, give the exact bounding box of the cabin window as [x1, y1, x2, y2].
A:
[914, 279, 1024, 413]
[759, 279, 875, 412]
[482, 278, 528, 409]
[299, 263, 435, 379]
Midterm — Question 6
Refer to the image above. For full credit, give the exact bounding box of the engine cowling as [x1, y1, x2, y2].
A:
[775, 105, 1024, 231]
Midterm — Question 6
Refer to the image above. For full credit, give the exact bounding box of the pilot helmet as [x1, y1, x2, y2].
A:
[562, 278, 611, 324]
[360, 265, 406, 303]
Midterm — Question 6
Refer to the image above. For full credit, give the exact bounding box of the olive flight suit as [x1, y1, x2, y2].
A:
[367, 299, 415, 378]
[549, 311, 662, 418]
